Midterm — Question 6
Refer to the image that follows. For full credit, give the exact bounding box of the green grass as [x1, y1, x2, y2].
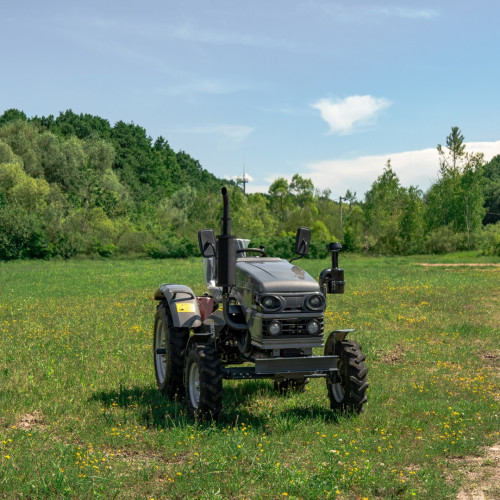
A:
[0, 255, 498, 498]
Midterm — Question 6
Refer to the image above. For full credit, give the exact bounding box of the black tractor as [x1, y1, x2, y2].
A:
[153, 187, 368, 419]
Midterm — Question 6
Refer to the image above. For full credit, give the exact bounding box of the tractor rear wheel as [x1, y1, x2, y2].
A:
[184, 342, 223, 420]
[326, 340, 368, 414]
[153, 301, 189, 398]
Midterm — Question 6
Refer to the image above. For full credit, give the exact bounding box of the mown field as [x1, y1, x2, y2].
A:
[0, 254, 498, 499]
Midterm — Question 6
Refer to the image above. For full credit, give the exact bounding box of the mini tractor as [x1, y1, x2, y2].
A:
[153, 187, 368, 419]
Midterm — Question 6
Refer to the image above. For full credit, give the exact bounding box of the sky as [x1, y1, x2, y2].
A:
[2, 0, 500, 200]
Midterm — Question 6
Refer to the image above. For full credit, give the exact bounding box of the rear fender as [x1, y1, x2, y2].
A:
[154, 284, 202, 328]
[324, 329, 355, 355]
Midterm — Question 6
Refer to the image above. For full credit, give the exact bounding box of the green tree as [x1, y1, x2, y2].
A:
[0, 162, 50, 213]
[363, 160, 425, 254]
[483, 155, 500, 225]
[232, 190, 277, 240]
[0, 108, 27, 126]
[289, 174, 314, 206]
[0, 162, 52, 259]
[343, 205, 365, 252]
[427, 127, 485, 249]
[0, 139, 20, 165]
[78, 138, 116, 232]
[0, 120, 43, 177]
[363, 161, 404, 253]
[268, 177, 291, 223]
[437, 126, 466, 174]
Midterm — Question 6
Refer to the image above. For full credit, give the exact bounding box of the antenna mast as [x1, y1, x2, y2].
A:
[241, 165, 249, 195]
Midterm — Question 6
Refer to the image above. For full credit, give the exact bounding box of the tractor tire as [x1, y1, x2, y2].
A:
[184, 342, 223, 420]
[153, 301, 189, 398]
[326, 340, 368, 414]
[274, 377, 309, 394]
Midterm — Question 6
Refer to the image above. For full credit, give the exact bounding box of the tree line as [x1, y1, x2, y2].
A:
[0, 109, 498, 260]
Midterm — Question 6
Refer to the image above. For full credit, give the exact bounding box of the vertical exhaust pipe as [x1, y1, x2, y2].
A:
[221, 187, 231, 236]
[217, 187, 236, 291]
[217, 187, 247, 330]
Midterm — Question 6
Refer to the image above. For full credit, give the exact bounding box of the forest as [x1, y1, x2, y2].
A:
[0, 108, 499, 260]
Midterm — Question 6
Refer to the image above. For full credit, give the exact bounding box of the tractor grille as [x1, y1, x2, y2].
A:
[282, 296, 302, 311]
[263, 317, 324, 337]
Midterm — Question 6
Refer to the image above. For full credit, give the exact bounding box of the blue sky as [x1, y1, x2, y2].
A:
[2, 0, 499, 199]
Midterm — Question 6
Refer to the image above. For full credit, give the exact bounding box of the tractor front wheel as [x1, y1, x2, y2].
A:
[326, 340, 368, 414]
[153, 301, 189, 398]
[184, 342, 223, 419]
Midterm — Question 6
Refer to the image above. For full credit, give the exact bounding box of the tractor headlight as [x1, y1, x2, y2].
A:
[306, 319, 320, 335]
[267, 320, 282, 336]
[304, 294, 325, 311]
[258, 295, 283, 312]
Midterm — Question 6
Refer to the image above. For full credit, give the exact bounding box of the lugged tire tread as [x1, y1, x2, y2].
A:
[326, 339, 368, 414]
[154, 302, 189, 398]
[185, 342, 223, 420]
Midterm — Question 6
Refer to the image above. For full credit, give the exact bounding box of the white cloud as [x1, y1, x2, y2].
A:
[312, 95, 392, 135]
[304, 141, 500, 199]
[246, 183, 274, 194]
[225, 173, 255, 183]
[246, 140, 500, 199]
[305, 148, 438, 199]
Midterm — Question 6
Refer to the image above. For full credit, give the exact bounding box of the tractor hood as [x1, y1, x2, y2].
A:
[235, 258, 320, 293]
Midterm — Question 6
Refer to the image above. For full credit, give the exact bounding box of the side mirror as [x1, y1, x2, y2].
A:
[294, 226, 311, 257]
[198, 229, 216, 257]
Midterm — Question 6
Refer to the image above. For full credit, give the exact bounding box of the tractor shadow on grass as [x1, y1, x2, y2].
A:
[90, 380, 343, 430]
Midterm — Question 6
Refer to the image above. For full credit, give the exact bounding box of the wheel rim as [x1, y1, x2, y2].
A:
[331, 359, 346, 402]
[188, 362, 201, 409]
[154, 320, 168, 384]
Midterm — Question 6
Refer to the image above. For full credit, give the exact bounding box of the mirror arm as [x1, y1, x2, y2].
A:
[207, 241, 217, 258]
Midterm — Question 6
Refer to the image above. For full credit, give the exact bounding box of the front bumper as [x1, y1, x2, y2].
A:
[222, 355, 338, 380]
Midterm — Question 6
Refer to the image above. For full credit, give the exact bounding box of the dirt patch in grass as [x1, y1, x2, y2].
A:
[380, 344, 406, 364]
[480, 352, 499, 365]
[454, 444, 500, 500]
[16, 410, 47, 431]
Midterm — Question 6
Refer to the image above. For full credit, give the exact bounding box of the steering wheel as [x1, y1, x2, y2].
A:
[236, 248, 268, 257]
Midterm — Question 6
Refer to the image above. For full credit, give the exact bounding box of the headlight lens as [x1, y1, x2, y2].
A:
[305, 294, 325, 311]
[267, 321, 282, 336]
[263, 296, 276, 308]
[259, 295, 283, 312]
[306, 319, 320, 335]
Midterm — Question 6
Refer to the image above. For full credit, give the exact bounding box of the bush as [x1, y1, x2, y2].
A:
[91, 241, 117, 258]
[424, 225, 465, 254]
[116, 229, 153, 254]
[144, 236, 198, 259]
[476, 223, 500, 256]
[0, 205, 53, 260]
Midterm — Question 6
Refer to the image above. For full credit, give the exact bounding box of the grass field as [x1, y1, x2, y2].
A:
[0, 254, 498, 499]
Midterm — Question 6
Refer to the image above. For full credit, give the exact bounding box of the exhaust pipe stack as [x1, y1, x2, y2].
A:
[217, 187, 236, 291]
[217, 187, 247, 330]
